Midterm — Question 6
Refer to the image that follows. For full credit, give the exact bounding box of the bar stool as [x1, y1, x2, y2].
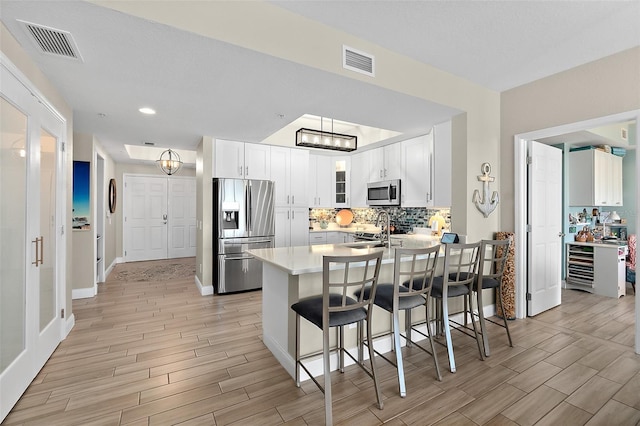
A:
[357, 246, 442, 397]
[291, 251, 384, 425]
[431, 241, 483, 373]
[472, 239, 513, 356]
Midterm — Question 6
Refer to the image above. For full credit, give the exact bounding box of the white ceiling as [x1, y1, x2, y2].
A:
[1, 1, 638, 166]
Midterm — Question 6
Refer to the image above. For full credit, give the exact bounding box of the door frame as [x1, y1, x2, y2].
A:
[122, 173, 196, 262]
[0, 53, 68, 421]
[514, 109, 640, 353]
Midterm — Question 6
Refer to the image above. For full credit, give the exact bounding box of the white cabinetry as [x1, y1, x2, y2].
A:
[271, 147, 309, 208]
[309, 154, 332, 207]
[432, 121, 452, 208]
[214, 139, 271, 180]
[350, 152, 368, 208]
[399, 123, 450, 208]
[401, 134, 432, 207]
[370, 144, 401, 181]
[569, 149, 623, 207]
[566, 243, 626, 298]
[309, 232, 327, 245]
[609, 154, 623, 206]
[271, 147, 309, 248]
[332, 157, 350, 208]
[326, 231, 348, 244]
[309, 231, 350, 245]
[275, 206, 309, 248]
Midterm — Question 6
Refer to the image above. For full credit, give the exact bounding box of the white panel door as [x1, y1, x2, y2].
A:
[168, 178, 196, 258]
[528, 141, 563, 316]
[124, 176, 168, 261]
[1, 61, 65, 422]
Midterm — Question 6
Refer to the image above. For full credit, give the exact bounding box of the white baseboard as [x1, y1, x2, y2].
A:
[64, 313, 75, 338]
[72, 285, 97, 299]
[105, 258, 117, 278]
[195, 275, 213, 296]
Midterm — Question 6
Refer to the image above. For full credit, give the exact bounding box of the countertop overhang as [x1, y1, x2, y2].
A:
[248, 239, 442, 275]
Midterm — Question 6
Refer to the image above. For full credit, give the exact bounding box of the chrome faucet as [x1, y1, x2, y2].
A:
[375, 210, 391, 248]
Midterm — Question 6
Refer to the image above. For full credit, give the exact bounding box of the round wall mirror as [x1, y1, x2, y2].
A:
[108, 178, 117, 213]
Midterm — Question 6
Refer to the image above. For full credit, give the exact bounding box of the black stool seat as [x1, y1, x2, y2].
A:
[291, 294, 366, 328]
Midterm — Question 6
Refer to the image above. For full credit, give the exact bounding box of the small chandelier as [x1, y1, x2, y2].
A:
[156, 149, 183, 175]
[295, 118, 357, 152]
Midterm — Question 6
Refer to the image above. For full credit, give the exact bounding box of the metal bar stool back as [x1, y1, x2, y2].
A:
[432, 241, 483, 373]
[291, 251, 384, 425]
[474, 238, 513, 356]
[359, 245, 442, 397]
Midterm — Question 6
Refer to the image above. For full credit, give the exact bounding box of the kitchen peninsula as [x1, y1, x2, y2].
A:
[248, 238, 441, 380]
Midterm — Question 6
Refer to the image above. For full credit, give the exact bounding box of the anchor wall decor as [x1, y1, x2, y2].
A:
[472, 162, 499, 218]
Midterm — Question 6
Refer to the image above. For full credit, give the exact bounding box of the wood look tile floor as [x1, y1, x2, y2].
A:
[5, 259, 640, 425]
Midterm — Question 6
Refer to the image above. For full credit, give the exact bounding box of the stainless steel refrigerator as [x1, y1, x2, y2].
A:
[213, 178, 274, 294]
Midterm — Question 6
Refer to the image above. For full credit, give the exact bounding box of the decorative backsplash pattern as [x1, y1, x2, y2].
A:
[310, 207, 451, 233]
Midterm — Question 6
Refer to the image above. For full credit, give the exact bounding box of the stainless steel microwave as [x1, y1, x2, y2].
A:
[367, 179, 401, 206]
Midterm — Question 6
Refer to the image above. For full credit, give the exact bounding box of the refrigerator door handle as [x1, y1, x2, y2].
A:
[245, 239, 273, 245]
[248, 182, 253, 232]
[224, 255, 255, 261]
[244, 181, 250, 231]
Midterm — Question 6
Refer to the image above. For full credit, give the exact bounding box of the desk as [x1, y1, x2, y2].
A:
[248, 240, 442, 379]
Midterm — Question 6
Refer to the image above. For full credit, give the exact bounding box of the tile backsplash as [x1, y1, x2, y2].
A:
[310, 207, 451, 233]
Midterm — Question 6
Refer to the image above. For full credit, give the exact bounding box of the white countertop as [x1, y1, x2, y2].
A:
[567, 240, 627, 249]
[248, 239, 442, 275]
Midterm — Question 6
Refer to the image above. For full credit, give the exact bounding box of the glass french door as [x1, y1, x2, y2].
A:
[1, 60, 64, 421]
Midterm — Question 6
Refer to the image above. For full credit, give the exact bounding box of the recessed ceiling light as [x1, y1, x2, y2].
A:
[139, 107, 156, 115]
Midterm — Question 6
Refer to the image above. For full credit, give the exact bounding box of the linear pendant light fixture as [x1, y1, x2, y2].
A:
[295, 117, 357, 152]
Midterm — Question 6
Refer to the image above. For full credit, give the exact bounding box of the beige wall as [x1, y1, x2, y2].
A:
[500, 47, 640, 231]
[196, 137, 214, 290]
[1, 22, 75, 318]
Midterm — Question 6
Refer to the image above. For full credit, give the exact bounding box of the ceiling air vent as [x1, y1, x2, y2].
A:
[19, 20, 82, 61]
[343, 45, 374, 77]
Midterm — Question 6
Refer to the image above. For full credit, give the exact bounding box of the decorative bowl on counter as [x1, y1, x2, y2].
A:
[335, 209, 354, 227]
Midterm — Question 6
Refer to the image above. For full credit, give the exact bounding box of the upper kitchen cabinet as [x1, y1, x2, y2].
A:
[332, 157, 351, 208]
[400, 122, 451, 208]
[569, 149, 623, 206]
[271, 147, 309, 248]
[370, 143, 401, 181]
[270, 147, 309, 208]
[401, 133, 433, 207]
[308, 154, 332, 207]
[350, 151, 368, 207]
[432, 121, 452, 207]
[214, 139, 271, 180]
